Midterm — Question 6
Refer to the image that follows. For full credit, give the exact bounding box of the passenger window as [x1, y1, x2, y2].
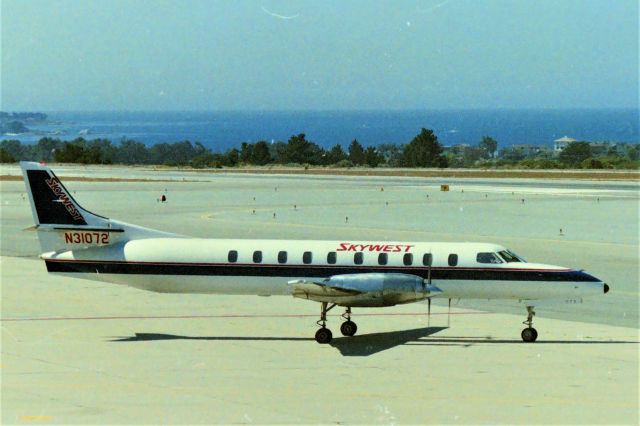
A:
[253, 250, 262, 263]
[303, 251, 313, 264]
[378, 253, 388, 265]
[476, 252, 502, 264]
[403, 253, 413, 266]
[228, 250, 238, 263]
[422, 253, 432, 266]
[354, 252, 363, 265]
[278, 251, 287, 264]
[327, 251, 337, 264]
[448, 254, 458, 266]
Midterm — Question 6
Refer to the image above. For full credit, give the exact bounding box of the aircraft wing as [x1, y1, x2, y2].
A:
[288, 279, 363, 302]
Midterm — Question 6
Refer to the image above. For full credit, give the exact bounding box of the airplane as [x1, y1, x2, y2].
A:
[19, 161, 609, 344]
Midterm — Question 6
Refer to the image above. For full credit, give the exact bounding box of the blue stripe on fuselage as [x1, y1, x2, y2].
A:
[44, 260, 601, 282]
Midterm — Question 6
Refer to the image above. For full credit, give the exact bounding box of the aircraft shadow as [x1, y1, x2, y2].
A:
[329, 327, 448, 356]
[108, 329, 632, 355]
[108, 326, 449, 356]
[109, 333, 313, 342]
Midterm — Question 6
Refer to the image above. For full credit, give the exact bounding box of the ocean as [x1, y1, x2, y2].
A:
[5, 109, 639, 151]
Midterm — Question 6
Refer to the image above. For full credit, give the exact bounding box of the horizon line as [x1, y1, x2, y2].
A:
[2, 107, 639, 114]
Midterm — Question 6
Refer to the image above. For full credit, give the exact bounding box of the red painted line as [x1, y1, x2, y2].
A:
[0, 312, 493, 322]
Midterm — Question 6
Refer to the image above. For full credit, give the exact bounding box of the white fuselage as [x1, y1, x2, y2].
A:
[42, 238, 606, 302]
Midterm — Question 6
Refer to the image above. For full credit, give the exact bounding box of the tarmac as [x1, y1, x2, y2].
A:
[1, 165, 639, 424]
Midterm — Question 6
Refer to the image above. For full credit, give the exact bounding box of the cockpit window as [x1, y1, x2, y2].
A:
[498, 250, 526, 263]
[477, 252, 503, 264]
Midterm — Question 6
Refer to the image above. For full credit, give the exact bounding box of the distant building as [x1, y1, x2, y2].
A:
[553, 136, 577, 154]
[589, 142, 610, 156]
[553, 136, 630, 156]
[448, 144, 470, 155]
[512, 144, 550, 157]
[589, 141, 628, 156]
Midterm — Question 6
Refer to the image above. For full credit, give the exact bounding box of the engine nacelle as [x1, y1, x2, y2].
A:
[327, 273, 429, 307]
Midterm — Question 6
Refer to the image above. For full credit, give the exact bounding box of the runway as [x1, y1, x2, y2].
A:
[1, 165, 638, 424]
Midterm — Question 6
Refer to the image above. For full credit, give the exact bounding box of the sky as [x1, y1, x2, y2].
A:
[1, 0, 638, 111]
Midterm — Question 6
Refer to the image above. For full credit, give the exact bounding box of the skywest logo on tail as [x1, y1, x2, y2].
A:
[45, 177, 84, 222]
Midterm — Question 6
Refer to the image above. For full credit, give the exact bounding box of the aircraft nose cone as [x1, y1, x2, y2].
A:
[604, 283, 610, 294]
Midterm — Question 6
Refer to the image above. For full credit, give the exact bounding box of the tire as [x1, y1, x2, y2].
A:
[315, 328, 333, 344]
[521, 327, 538, 343]
[340, 321, 358, 337]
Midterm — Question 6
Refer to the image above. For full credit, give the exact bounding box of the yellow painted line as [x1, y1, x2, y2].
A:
[18, 415, 52, 421]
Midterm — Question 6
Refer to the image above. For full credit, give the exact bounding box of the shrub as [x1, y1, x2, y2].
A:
[332, 159, 354, 168]
[581, 158, 604, 169]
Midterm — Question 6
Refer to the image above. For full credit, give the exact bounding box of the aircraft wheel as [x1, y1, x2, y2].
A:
[340, 320, 357, 337]
[521, 327, 538, 343]
[315, 327, 333, 344]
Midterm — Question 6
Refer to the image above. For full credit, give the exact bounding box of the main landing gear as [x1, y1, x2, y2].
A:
[315, 302, 335, 344]
[314, 303, 358, 344]
[521, 305, 538, 343]
[340, 307, 357, 337]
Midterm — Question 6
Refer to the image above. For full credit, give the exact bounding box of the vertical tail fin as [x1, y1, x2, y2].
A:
[20, 161, 176, 253]
[21, 161, 107, 227]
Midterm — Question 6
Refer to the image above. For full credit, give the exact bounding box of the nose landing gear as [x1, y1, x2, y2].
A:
[521, 306, 538, 342]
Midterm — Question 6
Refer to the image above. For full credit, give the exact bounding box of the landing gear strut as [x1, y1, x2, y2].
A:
[521, 306, 538, 343]
[315, 302, 336, 344]
[340, 307, 357, 337]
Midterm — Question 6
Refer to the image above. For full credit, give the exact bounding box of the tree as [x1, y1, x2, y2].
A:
[282, 134, 323, 165]
[251, 141, 272, 165]
[240, 142, 254, 164]
[462, 146, 483, 167]
[499, 147, 526, 162]
[377, 143, 403, 167]
[54, 138, 88, 163]
[0, 147, 16, 162]
[149, 143, 172, 164]
[85, 138, 115, 164]
[269, 141, 288, 164]
[192, 152, 219, 168]
[364, 146, 384, 167]
[348, 139, 365, 165]
[193, 142, 208, 157]
[402, 128, 448, 167]
[627, 145, 639, 161]
[29, 137, 62, 162]
[0, 140, 24, 160]
[116, 139, 149, 164]
[479, 136, 498, 159]
[559, 142, 592, 167]
[326, 144, 347, 164]
[223, 148, 239, 166]
[169, 141, 196, 166]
